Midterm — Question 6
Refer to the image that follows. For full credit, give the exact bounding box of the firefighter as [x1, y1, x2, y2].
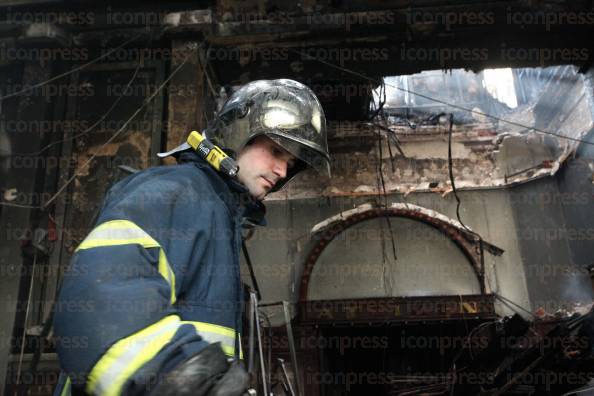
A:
[53, 79, 330, 396]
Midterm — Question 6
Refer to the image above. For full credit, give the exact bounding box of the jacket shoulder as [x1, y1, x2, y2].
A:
[96, 164, 225, 226]
[109, 164, 217, 200]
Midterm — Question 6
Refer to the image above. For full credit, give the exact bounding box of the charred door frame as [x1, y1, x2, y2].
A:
[292, 204, 502, 395]
[0, 61, 53, 396]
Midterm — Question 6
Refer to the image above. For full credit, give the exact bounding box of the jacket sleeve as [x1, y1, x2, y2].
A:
[53, 168, 237, 396]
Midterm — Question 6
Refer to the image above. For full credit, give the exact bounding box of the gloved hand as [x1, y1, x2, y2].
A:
[150, 343, 249, 396]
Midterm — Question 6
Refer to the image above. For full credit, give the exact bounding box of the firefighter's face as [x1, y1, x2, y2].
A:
[236, 135, 296, 200]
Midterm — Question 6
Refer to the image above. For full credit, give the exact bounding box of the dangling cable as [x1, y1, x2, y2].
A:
[42, 49, 194, 210]
[447, 113, 487, 292]
[372, 79, 398, 264]
[13, 62, 143, 157]
[242, 241, 262, 301]
[15, 251, 38, 394]
[0, 33, 143, 102]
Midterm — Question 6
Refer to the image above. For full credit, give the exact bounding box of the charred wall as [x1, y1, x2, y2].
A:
[246, 188, 531, 325]
[509, 175, 594, 313]
[506, 69, 594, 314]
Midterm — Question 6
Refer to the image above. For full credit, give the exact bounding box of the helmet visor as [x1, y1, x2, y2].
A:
[267, 134, 330, 178]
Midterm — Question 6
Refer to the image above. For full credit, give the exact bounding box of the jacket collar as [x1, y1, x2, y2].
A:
[177, 150, 266, 226]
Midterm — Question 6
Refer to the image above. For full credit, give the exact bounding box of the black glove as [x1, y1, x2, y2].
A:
[150, 343, 249, 396]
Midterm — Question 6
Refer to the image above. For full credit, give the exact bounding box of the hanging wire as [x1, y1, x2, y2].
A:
[0, 35, 166, 210]
[11, 61, 143, 157]
[0, 201, 41, 209]
[10, 28, 163, 159]
[0, 33, 143, 102]
[0, 47, 194, 211]
[494, 293, 536, 319]
[14, 250, 38, 393]
[376, 129, 398, 263]
[42, 51, 193, 210]
[445, 113, 488, 293]
[371, 78, 398, 266]
[199, 44, 219, 98]
[447, 319, 499, 396]
[561, 385, 594, 396]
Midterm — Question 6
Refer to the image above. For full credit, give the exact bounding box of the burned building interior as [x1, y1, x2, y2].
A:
[2, 0, 594, 395]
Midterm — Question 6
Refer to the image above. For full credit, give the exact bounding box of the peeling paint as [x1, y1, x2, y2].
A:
[75, 131, 151, 177]
[265, 108, 590, 201]
[164, 41, 203, 166]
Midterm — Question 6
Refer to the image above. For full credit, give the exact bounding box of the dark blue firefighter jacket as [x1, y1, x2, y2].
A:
[53, 151, 264, 396]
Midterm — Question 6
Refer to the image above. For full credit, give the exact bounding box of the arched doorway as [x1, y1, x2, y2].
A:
[298, 203, 503, 302]
[291, 203, 503, 395]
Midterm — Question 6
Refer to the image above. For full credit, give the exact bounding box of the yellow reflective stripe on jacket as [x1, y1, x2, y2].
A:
[86, 316, 239, 395]
[60, 376, 71, 396]
[86, 315, 182, 396]
[183, 321, 237, 357]
[76, 220, 176, 305]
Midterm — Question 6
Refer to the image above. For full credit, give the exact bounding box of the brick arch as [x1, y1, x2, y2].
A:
[298, 203, 503, 302]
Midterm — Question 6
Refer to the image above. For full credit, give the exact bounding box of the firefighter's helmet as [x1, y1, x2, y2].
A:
[159, 79, 330, 191]
[207, 79, 330, 190]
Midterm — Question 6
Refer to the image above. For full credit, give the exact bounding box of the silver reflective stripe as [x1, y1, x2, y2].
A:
[86, 227, 157, 244]
[186, 322, 236, 356]
[198, 329, 234, 350]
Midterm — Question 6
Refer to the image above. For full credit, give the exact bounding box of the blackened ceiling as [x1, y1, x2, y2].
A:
[0, 0, 593, 120]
